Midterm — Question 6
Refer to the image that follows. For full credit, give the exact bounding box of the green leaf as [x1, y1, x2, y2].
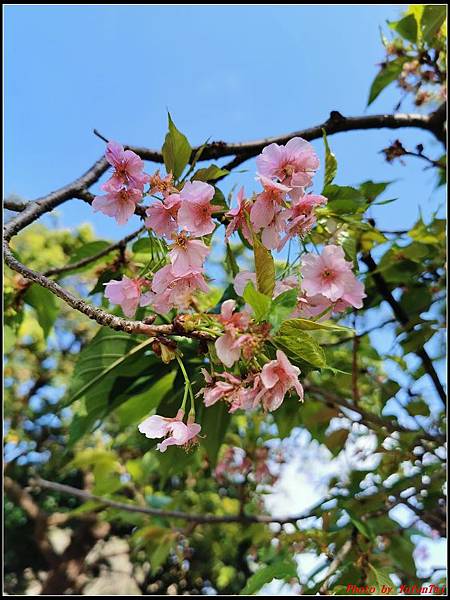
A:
[198, 400, 231, 467]
[192, 164, 229, 182]
[367, 58, 405, 106]
[389, 14, 418, 43]
[367, 564, 396, 594]
[162, 113, 192, 180]
[268, 288, 298, 332]
[275, 320, 327, 369]
[322, 129, 337, 188]
[62, 240, 111, 275]
[421, 5, 447, 44]
[24, 284, 59, 339]
[285, 318, 353, 334]
[243, 281, 271, 322]
[359, 180, 393, 203]
[240, 559, 297, 595]
[323, 184, 367, 215]
[225, 242, 240, 278]
[67, 331, 154, 406]
[253, 237, 275, 297]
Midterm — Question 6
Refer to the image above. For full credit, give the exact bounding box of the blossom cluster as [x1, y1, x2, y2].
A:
[93, 136, 366, 453]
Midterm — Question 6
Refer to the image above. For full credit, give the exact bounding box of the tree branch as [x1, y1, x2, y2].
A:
[43, 226, 145, 278]
[30, 477, 324, 526]
[304, 382, 445, 445]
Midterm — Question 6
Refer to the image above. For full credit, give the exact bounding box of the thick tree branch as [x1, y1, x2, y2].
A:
[362, 252, 446, 406]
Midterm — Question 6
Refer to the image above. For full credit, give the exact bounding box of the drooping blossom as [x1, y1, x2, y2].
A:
[293, 293, 334, 320]
[104, 276, 148, 318]
[225, 187, 253, 244]
[102, 141, 150, 193]
[177, 180, 219, 237]
[169, 232, 209, 277]
[214, 300, 252, 368]
[301, 245, 366, 308]
[279, 194, 328, 249]
[256, 137, 319, 198]
[92, 188, 143, 225]
[250, 175, 290, 231]
[145, 193, 181, 237]
[253, 350, 304, 412]
[138, 410, 201, 452]
[199, 369, 254, 413]
[143, 264, 209, 313]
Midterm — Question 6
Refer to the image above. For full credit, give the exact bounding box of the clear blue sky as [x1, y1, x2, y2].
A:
[5, 4, 444, 242]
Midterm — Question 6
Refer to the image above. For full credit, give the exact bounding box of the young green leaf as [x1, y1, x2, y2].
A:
[253, 237, 275, 297]
[162, 113, 192, 180]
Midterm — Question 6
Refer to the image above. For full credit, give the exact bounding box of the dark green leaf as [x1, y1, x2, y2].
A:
[240, 559, 297, 595]
[368, 59, 405, 105]
[389, 14, 418, 43]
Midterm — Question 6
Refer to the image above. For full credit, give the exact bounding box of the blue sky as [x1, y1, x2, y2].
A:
[4, 4, 444, 242]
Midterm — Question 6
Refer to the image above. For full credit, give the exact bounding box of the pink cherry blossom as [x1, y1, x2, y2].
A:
[104, 276, 147, 318]
[280, 194, 328, 249]
[260, 208, 288, 250]
[145, 193, 181, 237]
[215, 300, 252, 368]
[225, 187, 253, 244]
[92, 188, 142, 225]
[177, 180, 219, 237]
[293, 293, 334, 320]
[301, 245, 366, 308]
[138, 410, 201, 453]
[254, 350, 304, 411]
[199, 370, 256, 413]
[301, 245, 351, 301]
[250, 175, 290, 231]
[256, 137, 320, 195]
[169, 233, 209, 276]
[102, 141, 150, 193]
[144, 264, 209, 313]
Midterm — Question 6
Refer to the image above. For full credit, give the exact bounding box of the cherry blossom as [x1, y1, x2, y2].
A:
[144, 264, 209, 313]
[301, 245, 365, 307]
[148, 170, 177, 197]
[279, 193, 328, 249]
[254, 350, 304, 412]
[92, 188, 143, 225]
[104, 276, 147, 318]
[225, 187, 253, 244]
[138, 410, 201, 452]
[145, 193, 181, 237]
[256, 137, 319, 198]
[177, 180, 219, 237]
[169, 232, 209, 276]
[102, 141, 150, 193]
[214, 300, 252, 368]
[250, 175, 290, 231]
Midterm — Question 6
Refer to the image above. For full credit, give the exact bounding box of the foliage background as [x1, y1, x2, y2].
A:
[4, 4, 447, 595]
